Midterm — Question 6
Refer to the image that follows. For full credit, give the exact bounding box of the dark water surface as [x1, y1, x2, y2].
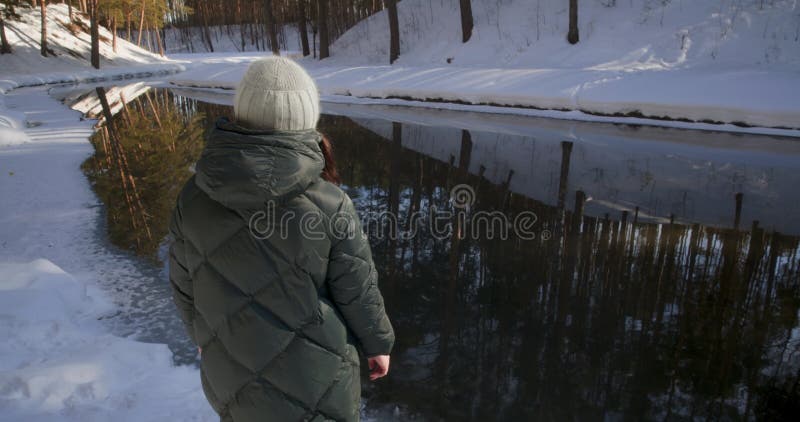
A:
[75, 86, 800, 420]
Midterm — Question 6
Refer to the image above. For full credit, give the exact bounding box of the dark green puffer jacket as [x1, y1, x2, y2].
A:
[168, 119, 395, 422]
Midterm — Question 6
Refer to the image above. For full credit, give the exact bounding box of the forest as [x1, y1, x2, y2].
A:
[1, 0, 580, 62]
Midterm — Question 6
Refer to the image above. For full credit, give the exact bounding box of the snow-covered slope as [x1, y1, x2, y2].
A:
[316, 0, 800, 129]
[328, 0, 800, 70]
[0, 4, 168, 73]
[0, 4, 183, 93]
[170, 0, 800, 132]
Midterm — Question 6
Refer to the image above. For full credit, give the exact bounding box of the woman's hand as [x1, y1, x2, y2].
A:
[367, 355, 390, 381]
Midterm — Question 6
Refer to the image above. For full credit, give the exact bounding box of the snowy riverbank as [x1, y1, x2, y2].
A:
[170, 61, 800, 135]
[0, 85, 216, 421]
[170, 0, 800, 134]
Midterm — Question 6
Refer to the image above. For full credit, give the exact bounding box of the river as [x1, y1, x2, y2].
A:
[57, 83, 800, 421]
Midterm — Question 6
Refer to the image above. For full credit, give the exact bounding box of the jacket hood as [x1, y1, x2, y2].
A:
[195, 118, 324, 209]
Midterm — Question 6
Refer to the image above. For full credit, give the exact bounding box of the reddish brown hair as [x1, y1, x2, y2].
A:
[320, 135, 341, 185]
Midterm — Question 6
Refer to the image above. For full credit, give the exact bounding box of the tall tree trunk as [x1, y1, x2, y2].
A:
[111, 17, 117, 53]
[263, 0, 280, 55]
[459, 0, 473, 43]
[201, 6, 214, 52]
[155, 25, 165, 56]
[68, 0, 72, 20]
[238, 0, 246, 51]
[137, 3, 145, 47]
[90, 0, 99, 68]
[145, 23, 151, 52]
[40, 0, 47, 57]
[567, 0, 579, 44]
[126, 12, 132, 41]
[387, 0, 399, 63]
[317, 0, 329, 59]
[298, 0, 310, 56]
[0, 14, 12, 54]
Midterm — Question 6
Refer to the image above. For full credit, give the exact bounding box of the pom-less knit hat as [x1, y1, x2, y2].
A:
[234, 57, 320, 131]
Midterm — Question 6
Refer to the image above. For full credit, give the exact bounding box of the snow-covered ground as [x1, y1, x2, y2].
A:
[0, 7, 216, 413]
[0, 95, 29, 147]
[0, 85, 216, 421]
[170, 0, 800, 133]
[0, 4, 184, 94]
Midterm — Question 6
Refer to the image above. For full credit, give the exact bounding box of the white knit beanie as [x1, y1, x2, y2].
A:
[234, 57, 320, 131]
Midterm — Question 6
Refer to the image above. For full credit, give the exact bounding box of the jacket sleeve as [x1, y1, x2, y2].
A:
[169, 202, 197, 345]
[326, 194, 395, 357]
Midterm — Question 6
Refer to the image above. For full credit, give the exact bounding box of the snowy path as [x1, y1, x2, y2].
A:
[0, 87, 215, 421]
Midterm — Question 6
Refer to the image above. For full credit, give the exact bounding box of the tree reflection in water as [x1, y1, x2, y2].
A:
[81, 90, 230, 258]
[83, 90, 800, 420]
[320, 115, 800, 421]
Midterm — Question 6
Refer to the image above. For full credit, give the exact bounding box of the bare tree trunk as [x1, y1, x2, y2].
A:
[238, 0, 246, 50]
[111, 17, 117, 53]
[387, 0, 399, 63]
[90, 0, 99, 68]
[146, 23, 153, 52]
[317, 0, 329, 59]
[199, 2, 214, 52]
[459, 0, 473, 43]
[298, 0, 310, 56]
[68, 0, 72, 20]
[137, 3, 145, 47]
[154, 25, 165, 56]
[126, 12, 132, 41]
[40, 0, 47, 57]
[263, 0, 280, 55]
[568, 0, 579, 44]
[0, 14, 12, 54]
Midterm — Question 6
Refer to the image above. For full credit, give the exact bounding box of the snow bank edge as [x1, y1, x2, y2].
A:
[169, 76, 800, 138]
[0, 63, 186, 95]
